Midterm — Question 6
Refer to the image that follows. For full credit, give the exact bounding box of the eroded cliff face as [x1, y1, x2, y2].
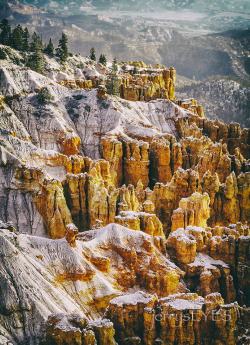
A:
[0, 49, 249, 345]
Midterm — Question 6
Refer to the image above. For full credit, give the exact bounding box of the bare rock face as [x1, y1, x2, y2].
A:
[149, 137, 172, 184]
[46, 314, 118, 345]
[153, 169, 201, 232]
[119, 65, 176, 102]
[107, 292, 239, 345]
[115, 211, 164, 237]
[101, 135, 123, 187]
[46, 314, 86, 345]
[124, 139, 150, 188]
[171, 192, 210, 232]
[237, 235, 250, 306]
[167, 222, 250, 304]
[77, 224, 183, 297]
[188, 114, 250, 159]
[107, 291, 158, 345]
[167, 228, 197, 264]
[0, 54, 249, 345]
[14, 165, 73, 239]
[0, 223, 183, 344]
[65, 223, 79, 246]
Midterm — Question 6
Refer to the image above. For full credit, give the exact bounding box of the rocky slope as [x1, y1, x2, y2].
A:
[0, 47, 249, 344]
[176, 77, 250, 129]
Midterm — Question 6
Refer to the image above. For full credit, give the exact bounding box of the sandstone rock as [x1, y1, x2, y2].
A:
[167, 228, 197, 264]
[63, 173, 88, 231]
[124, 139, 150, 188]
[153, 169, 200, 233]
[236, 234, 250, 306]
[107, 292, 239, 345]
[97, 85, 107, 99]
[237, 172, 250, 223]
[46, 313, 86, 345]
[167, 222, 249, 303]
[101, 135, 123, 187]
[87, 319, 117, 345]
[171, 142, 182, 173]
[0, 54, 249, 345]
[238, 128, 250, 159]
[119, 64, 175, 102]
[59, 132, 81, 156]
[65, 223, 78, 247]
[149, 137, 172, 184]
[171, 192, 210, 232]
[107, 291, 158, 345]
[221, 172, 240, 224]
[14, 165, 72, 239]
[115, 211, 164, 237]
[46, 314, 117, 345]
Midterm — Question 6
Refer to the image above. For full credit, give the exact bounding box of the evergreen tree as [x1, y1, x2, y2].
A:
[99, 53, 107, 66]
[11, 25, 24, 50]
[106, 58, 119, 96]
[37, 86, 54, 104]
[28, 33, 44, 74]
[28, 48, 44, 74]
[23, 27, 30, 51]
[57, 32, 68, 62]
[0, 18, 11, 45]
[44, 38, 54, 56]
[22, 52, 28, 65]
[133, 64, 138, 75]
[0, 48, 7, 60]
[90, 47, 96, 61]
[30, 32, 42, 52]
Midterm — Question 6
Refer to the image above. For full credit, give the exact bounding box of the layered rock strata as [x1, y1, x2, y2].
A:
[107, 291, 239, 345]
[0, 54, 249, 345]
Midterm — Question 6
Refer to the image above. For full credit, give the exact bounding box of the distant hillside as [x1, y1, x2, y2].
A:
[176, 77, 250, 129]
[0, 1, 249, 83]
[11, 0, 250, 13]
[159, 29, 250, 81]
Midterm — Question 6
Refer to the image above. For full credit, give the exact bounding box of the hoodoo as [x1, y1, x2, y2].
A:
[0, 41, 249, 345]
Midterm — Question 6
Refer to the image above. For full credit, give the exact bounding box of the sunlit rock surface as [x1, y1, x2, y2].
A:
[0, 48, 249, 344]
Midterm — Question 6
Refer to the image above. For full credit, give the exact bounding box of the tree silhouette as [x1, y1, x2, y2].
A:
[99, 53, 107, 66]
[44, 38, 54, 56]
[0, 48, 7, 60]
[28, 33, 44, 74]
[0, 18, 11, 45]
[57, 33, 68, 62]
[106, 58, 120, 96]
[30, 32, 43, 52]
[90, 47, 96, 61]
[133, 64, 138, 75]
[23, 27, 30, 51]
[11, 25, 24, 50]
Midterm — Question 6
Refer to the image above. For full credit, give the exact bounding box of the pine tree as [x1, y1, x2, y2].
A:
[28, 33, 44, 74]
[0, 18, 11, 45]
[99, 53, 107, 66]
[30, 32, 43, 52]
[44, 38, 54, 56]
[57, 32, 68, 62]
[23, 27, 30, 51]
[11, 25, 24, 50]
[28, 48, 44, 74]
[0, 48, 7, 60]
[37, 86, 54, 104]
[90, 47, 96, 61]
[106, 58, 120, 96]
[133, 64, 138, 75]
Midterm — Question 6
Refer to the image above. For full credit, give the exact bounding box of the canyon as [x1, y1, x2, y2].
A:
[0, 45, 249, 344]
